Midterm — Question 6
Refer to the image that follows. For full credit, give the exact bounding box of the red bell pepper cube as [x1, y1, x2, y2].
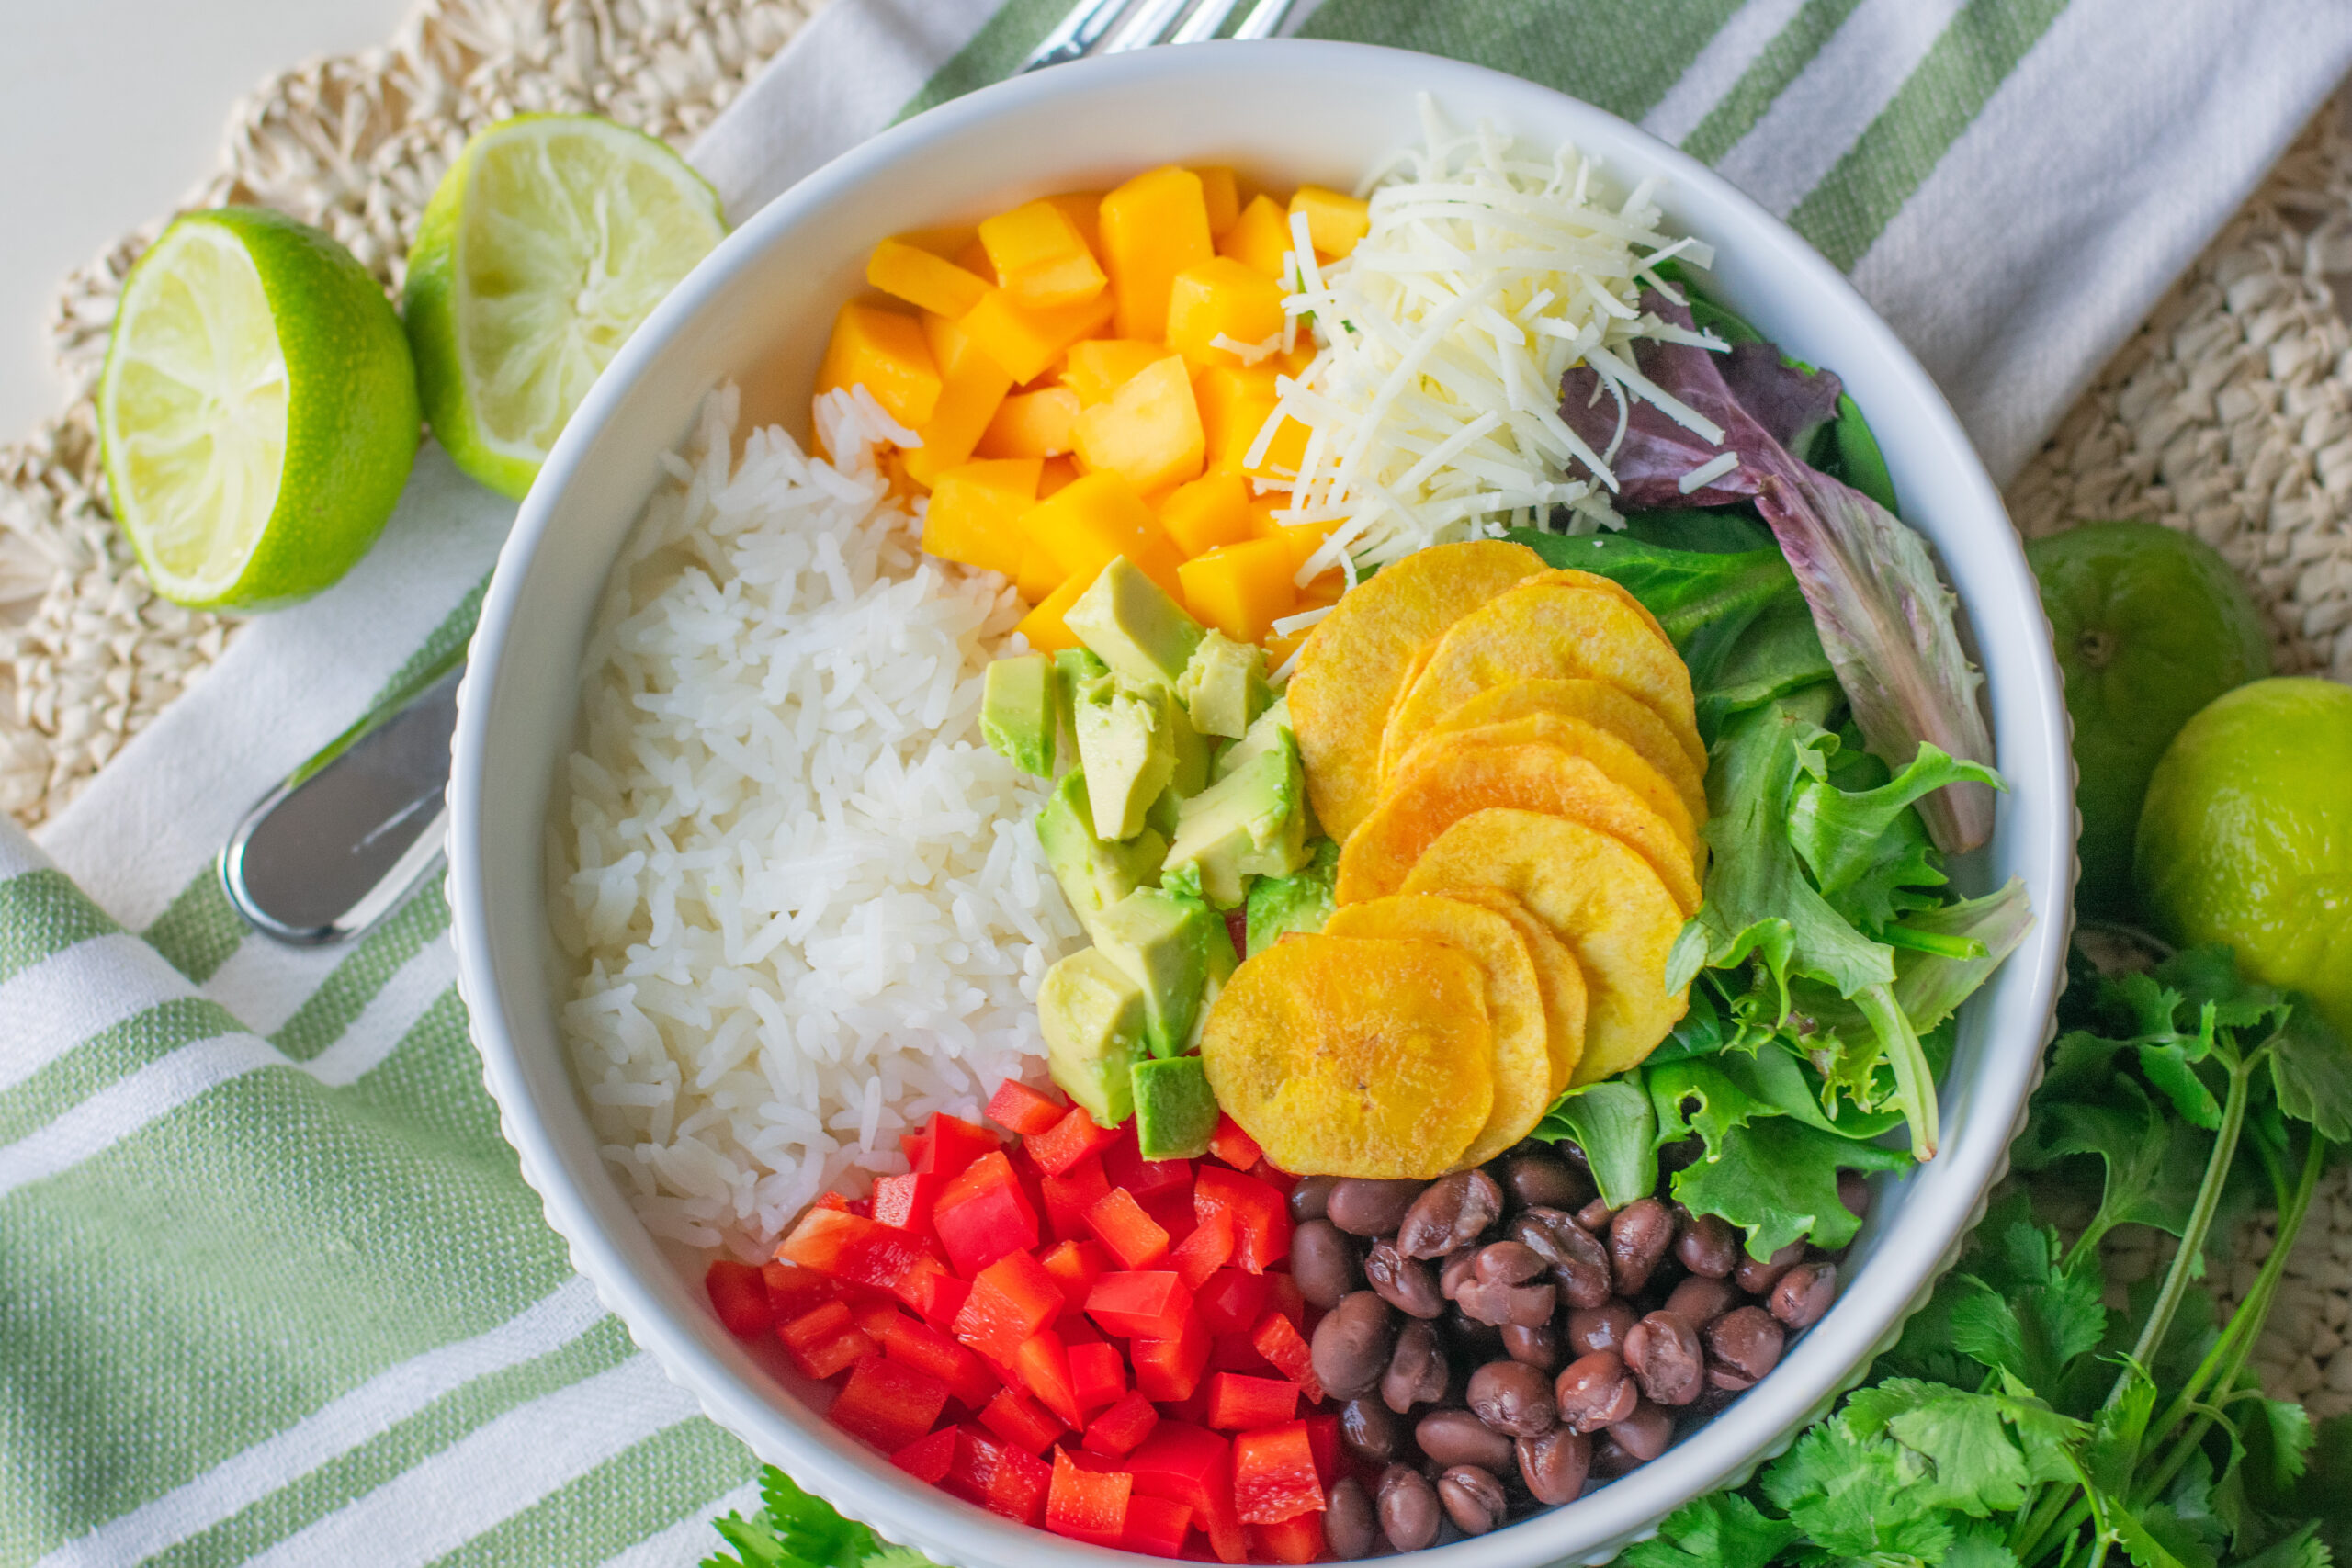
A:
[944, 1425, 1052, 1525]
[1251, 1513, 1326, 1565]
[1086, 1270, 1194, 1340]
[978, 1385, 1066, 1454]
[1206, 1371, 1299, 1430]
[1205, 1113, 1261, 1171]
[1120, 1494, 1193, 1559]
[1144, 1186, 1199, 1247]
[1014, 1328, 1087, 1429]
[1037, 1239, 1110, 1324]
[847, 1293, 906, 1340]
[1088, 1187, 1174, 1270]
[890, 1257, 970, 1332]
[1208, 1333, 1275, 1375]
[778, 1206, 941, 1289]
[953, 1249, 1066, 1366]
[1169, 1210, 1236, 1290]
[1068, 1338, 1126, 1414]
[1194, 1269, 1272, 1337]
[1262, 1273, 1307, 1335]
[1250, 1311, 1324, 1403]
[706, 1259, 773, 1337]
[762, 1260, 838, 1320]
[1232, 1421, 1325, 1524]
[1046, 1449, 1133, 1548]
[871, 1171, 941, 1244]
[815, 1191, 852, 1213]
[1130, 1312, 1212, 1403]
[1083, 1387, 1161, 1459]
[987, 1078, 1067, 1136]
[900, 1125, 931, 1168]
[1027, 1104, 1122, 1177]
[918, 1112, 1001, 1181]
[891, 1424, 959, 1483]
[1301, 1412, 1340, 1485]
[829, 1352, 951, 1453]
[778, 1300, 876, 1380]
[934, 1151, 1042, 1278]
[1105, 1127, 1194, 1201]
[882, 1312, 1000, 1409]
[1041, 1155, 1113, 1244]
[1130, 1421, 1246, 1565]
[1193, 1166, 1291, 1273]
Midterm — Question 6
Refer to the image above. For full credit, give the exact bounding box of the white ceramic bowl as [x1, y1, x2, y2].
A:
[449, 38, 2075, 1568]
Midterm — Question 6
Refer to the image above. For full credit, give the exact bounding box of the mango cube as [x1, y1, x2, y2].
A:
[1017, 545, 1067, 604]
[1218, 194, 1293, 280]
[816, 302, 942, 430]
[905, 312, 1015, 486]
[1194, 365, 1308, 477]
[956, 235, 998, 283]
[960, 286, 1117, 384]
[1016, 567, 1095, 652]
[978, 386, 1080, 458]
[1073, 355, 1205, 496]
[1167, 257, 1289, 368]
[866, 238, 990, 321]
[1266, 569, 1346, 665]
[1038, 456, 1081, 498]
[1193, 166, 1242, 238]
[1178, 536, 1298, 645]
[1158, 472, 1259, 558]
[1252, 507, 1340, 575]
[1021, 472, 1183, 593]
[922, 458, 1041, 578]
[1045, 191, 1106, 255]
[1100, 165, 1215, 342]
[1062, 340, 1172, 407]
[979, 199, 1108, 309]
[1289, 186, 1372, 259]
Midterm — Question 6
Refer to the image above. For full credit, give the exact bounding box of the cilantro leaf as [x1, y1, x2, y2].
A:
[1760, 1416, 1955, 1562]
[1842, 1379, 2037, 1516]
[1620, 1492, 1800, 1568]
[2268, 1002, 2352, 1144]
[1943, 1224, 2108, 1396]
[708, 1470, 937, 1568]
[1534, 1077, 1657, 1209]
[2234, 1522, 2334, 1568]
[1670, 1114, 1908, 1258]
[2024, 1077, 2212, 1246]
[2086, 1362, 2156, 1497]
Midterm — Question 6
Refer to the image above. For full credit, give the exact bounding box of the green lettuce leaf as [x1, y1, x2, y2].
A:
[1534, 1077, 1657, 1208]
[1669, 1114, 1907, 1258]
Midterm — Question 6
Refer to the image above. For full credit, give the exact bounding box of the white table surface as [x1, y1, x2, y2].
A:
[0, 0, 413, 439]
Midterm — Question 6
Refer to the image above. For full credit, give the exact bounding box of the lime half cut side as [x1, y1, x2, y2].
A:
[405, 115, 728, 499]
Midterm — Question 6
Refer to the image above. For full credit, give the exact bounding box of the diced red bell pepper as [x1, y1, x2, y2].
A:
[1069, 1338, 1126, 1413]
[1233, 1421, 1325, 1524]
[892, 1424, 959, 1483]
[1130, 1421, 1246, 1565]
[1252, 1513, 1326, 1565]
[1262, 1273, 1307, 1336]
[953, 1249, 1067, 1366]
[1159, 1384, 1216, 1428]
[1208, 1333, 1276, 1375]
[1194, 1269, 1272, 1337]
[847, 1293, 906, 1340]
[1225, 908, 1250, 958]
[1027, 1104, 1122, 1177]
[987, 1078, 1068, 1136]
[882, 1311, 1000, 1409]
[1046, 1448, 1133, 1548]
[1206, 1371, 1299, 1430]
[1086, 1270, 1194, 1339]
[1105, 1128, 1194, 1202]
[1130, 1312, 1212, 1403]
[919, 1112, 1001, 1181]
[1205, 1113, 1261, 1172]
[1193, 1166, 1291, 1273]
[1121, 1494, 1193, 1559]
[1037, 1239, 1110, 1325]
[1250, 1311, 1324, 1403]
[1041, 1155, 1113, 1244]
[829, 1352, 951, 1453]
[1144, 1186, 1199, 1247]
[1084, 1387, 1162, 1459]
[1088, 1187, 1174, 1270]
[891, 1257, 971, 1332]
[1015, 1329, 1087, 1429]
[816, 1191, 853, 1213]
[1301, 1412, 1340, 1486]
[871, 1171, 941, 1244]
[978, 1385, 1066, 1454]
[706, 1259, 774, 1337]
[944, 1424, 1052, 1525]
[779, 1299, 876, 1380]
[1170, 1210, 1237, 1290]
[1250, 1161, 1298, 1201]
[763, 1259, 838, 1320]
[778, 1206, 941, 1290]
[901, 1126, 931, 1168]
[934, 1152, 1042, 1278]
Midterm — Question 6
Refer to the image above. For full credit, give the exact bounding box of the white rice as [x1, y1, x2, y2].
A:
[549, 384, 1083, 1257]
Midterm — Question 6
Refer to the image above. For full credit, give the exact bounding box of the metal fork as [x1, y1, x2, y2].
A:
[1022, 0, 1298, 73]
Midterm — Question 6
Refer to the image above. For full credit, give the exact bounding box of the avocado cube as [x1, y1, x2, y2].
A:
[1073, 677, 1178, 840]
[1054, 648, 1109, 775]
[1039, 947, 1146, 1126]
[1237, 738, 1311, 879]
[1212, 694, 1292, 784]
[1091, 886, 1225, 1058]
[1036, 771, 1166, 942]
[1246, 836, 1338, 954]
[1162, 744, 1298, 908]
[1168, 698, 1215, 797]
[1130, 1055, 1219, 1159]
[1176, 630, 1271, 740]
[981, 653, 1058, 777]
[1146, 785, 1183, 841]
[1066, 556, 1205, 692]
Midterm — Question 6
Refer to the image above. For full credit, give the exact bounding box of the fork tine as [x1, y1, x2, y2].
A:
[1021, 0, 1131, 72]
[1103, 0, 1196, 51]
[1230, 0, 1297, 39]
[1170, 0, 1244, 43]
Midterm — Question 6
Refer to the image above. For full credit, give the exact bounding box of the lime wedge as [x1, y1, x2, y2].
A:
[403, 115, 727, 499]
[97, 206, 419, 609]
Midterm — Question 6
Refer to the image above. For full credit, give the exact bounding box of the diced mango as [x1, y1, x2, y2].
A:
[1016, 566, 1096, 652]
[1277, 340, 1319, 380]
[978, 199, 1108, 309]
[1045, 192, 1107, 256]
[1290, 186, 1372, 259]
[1062, 340, 1171, 408]
[815, 302, 942, 430]
[1167, 257, 1289, 369]
[1263, 570, 1347, 666]
[1073, 355, 1205, 495]
[960, 287, 1117, 384]
[1219, 194, 1293, 280]
[1193, 166, 1242, 238]
[922, 458, 1041, 577]
[1038, 456, 1081, 498]
[1022, 472, 1183, 595]
[1099, 166, 1216, 342]
[1017, 545, 1067, 604]
[1158, 472, 1259, 558]
[896, 225, 978, 259]
[867, 238, 990, 321]
[1178, 536, 1298, 645]
[1252, 507, 1341, 577]
[978, 385, 1080, 458]
[1194, 365, 1308, 477]
[956, 236, 998, 284]
[905, 312, 1015, 486]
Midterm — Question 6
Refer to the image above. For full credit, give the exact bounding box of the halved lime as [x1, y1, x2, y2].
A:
[403, 115, 727, 499]
[97, 206, 420, 609]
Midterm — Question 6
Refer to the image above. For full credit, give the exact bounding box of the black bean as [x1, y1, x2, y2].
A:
[1289, 1173, 1339, 1224]
[1442, 1305, 1505, 1359]
[1439, 1246, 1481, 1301]
[1439, 1466, 1510, 1536]
[1365, 1238, 1447, 1320]
[1398, 1169, 1505, 1258]
[1609, 1400, 1674, 1462]
[1502, 1152, 1592, 1213]
[1326, 1476, 1377, 1561]
[1704, 1306, 1785, 1389]
[1622, 1312, 1705, 1407]
[1456, 1276, 1557, 1328]
[1679, 1382, 1742, 1425]
[1328, 1178, 1429, 1236]
[1312, 1290, 1398, 1400]
[1608, 1199, 1678, 1296]
[1467, 1359, 1557, 1437]
[1476, 1239, 1548, 1285]
[1657, 1136, 1704, 1175]
[1510, 1208, 1612, 1309]
[1663, 1274, 1739, 1327]
[1577, 1197, 1615, 1234]
[1590, 1434, 1641, 1479]
[1675, 1213, 1740, 1279]
[1770, 1261, 1837, 1329]
[1838, 1170, 1871, 1218]
[1501, 1319, 1560, 1371]
[1290, 1219, 1362, 1310]
[1340, 1395, 1401, 1464]
[1565, 1301, 1636, 1358]
[1382, 1319, 1450, 1414]
[1734, 1240, 1805, 1296]
[1555, 1349, 1638, 1434]
[1376, 1464, 1442, 1552]
[1517, 1427, 1591, 1505]
[1414, 1408, 1517, 1472]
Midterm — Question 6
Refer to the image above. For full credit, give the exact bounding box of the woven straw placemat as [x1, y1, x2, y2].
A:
[3, 0, 2347, 1411]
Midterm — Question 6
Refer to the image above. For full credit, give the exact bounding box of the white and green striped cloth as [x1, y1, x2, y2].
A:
[5, 3, 2346, 1563]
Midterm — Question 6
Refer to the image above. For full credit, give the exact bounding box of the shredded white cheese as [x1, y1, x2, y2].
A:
[1210, 331, 1283, 367]
[1679, 451, 1739, 493]
[1270, 604, 1334, 638]
[1256, 96, 1718, 585]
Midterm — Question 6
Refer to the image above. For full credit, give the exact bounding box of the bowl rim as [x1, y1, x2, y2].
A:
[448, 35, 2075, 1568]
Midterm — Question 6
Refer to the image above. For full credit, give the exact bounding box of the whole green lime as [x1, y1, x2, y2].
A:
[2136, 677, 2352, 1037]
[2027, 522, 2270, 917]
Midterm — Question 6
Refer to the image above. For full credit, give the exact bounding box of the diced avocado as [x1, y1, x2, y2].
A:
[1247, 836, 1339, 954]
[981, 653, 1058, 777]
[1176, 630, 1271, 739]
[1212, 694, 1292, 784]
[1162, 745, 1299, 908]
[1054, 648, 1109, 775]
[1146, 786, 1182, 841]
[1037, 771, 1166, 942]
[1073, 677, 1177, 840]
[1183, 902, 1242, 1052]
[1039, 947, 1146, 1126]
[1092, 886, 1224, 1058]
[1237, 734, 1311, 880]
[1066, 556, 1205, 692]
[1169, 701, 1215, 797]
[1131, 1055, 1219, 1159]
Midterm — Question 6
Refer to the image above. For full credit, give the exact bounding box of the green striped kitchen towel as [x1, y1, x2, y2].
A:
[6, 2, 2348, 1563]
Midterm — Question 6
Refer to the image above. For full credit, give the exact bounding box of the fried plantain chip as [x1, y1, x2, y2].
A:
[1339, 739, 1702, 914]
[1399, 807, 1688, 1085]
[1387, 676, 1708, 829]
[1288, 540, 1544, 840]
[1200, 934, 1494, 1178]
[1521, 567, 1676, 653]
[1448, 886, 1586, 1095]
[1324, 895, 1554, 1168]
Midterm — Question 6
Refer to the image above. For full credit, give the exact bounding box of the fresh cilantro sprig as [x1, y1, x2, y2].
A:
[706, 1469, 937, 1568]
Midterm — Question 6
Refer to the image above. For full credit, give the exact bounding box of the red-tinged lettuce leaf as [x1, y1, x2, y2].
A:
[1721, 340, 1845, 459]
